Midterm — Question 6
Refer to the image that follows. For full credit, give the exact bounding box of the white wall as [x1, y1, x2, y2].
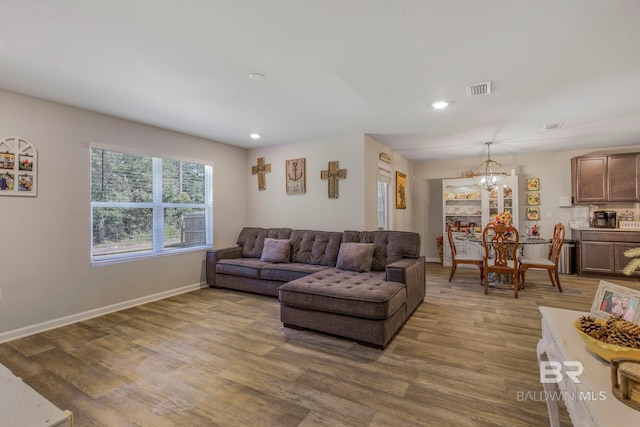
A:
[364, 135, 414, 231]
[247, 135, 366, 231]
[413, 144, 640, 260]
[247, 134, 415, 234]
[0, 90, 247, 336]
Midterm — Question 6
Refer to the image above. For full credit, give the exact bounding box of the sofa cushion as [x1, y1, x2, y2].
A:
[336, 243, 375, 272]
[237, 227, 292, 258]
[290, 230, 343, 266]
[359, 231, 421, 271]
[261, 263, 331, 282]
[216, 258, 269, 279]
[260, 238, 291, 263]
[278, 268, 406, 319]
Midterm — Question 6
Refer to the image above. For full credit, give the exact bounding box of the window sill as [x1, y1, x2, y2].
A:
[91, 245, 212, 267]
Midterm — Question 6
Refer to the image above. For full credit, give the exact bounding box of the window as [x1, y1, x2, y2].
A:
[377, 164, 392, 230]
[90, 146, 213, 263]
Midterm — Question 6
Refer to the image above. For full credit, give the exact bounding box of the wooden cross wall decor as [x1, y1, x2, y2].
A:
[251, 157, 271, 190]
[320, 161, 347, 198]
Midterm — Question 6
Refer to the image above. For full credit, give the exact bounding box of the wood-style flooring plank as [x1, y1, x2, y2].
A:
[3, 263, 638, 425]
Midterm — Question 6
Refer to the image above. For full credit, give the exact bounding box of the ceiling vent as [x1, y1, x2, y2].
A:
[467, 81, 492, 97]
[542, 123, 563, 131]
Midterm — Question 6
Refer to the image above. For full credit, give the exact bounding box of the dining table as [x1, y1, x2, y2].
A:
[455, 233, 551, 285]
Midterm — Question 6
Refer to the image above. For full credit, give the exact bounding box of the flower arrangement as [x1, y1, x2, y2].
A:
[493, 211, 512, 225]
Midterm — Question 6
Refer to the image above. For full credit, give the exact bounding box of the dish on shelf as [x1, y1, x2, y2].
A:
[574, 320, 640, 363]
[444, 191, 482, 200]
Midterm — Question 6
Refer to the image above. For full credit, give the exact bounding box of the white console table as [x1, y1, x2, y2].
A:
[0, 364, 73, 426]
[538, 306, 640, 426]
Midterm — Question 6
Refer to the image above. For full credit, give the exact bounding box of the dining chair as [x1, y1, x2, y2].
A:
[447, 225, 483, 283]
[519, 223, 565, 293]
[482, 222, 521, 298]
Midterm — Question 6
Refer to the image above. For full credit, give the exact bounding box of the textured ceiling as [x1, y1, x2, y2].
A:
[1, 0, 639, 161]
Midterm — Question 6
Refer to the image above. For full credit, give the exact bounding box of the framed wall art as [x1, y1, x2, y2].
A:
[286, 158, 306, 194]
[0, 136, 37, 197]
[396, 171, 407, 209]
[526, 177, 540, 191]
[526, 207, 540, 221]
[527, 192, 540, 206]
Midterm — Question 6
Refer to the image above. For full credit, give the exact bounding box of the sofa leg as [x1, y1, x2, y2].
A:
[283, 323, 305, 331]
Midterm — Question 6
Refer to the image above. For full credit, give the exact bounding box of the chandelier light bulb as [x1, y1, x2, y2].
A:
[473, 142, 507, 191]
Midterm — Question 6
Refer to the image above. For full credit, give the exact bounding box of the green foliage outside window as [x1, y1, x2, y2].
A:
[91, 147, 212, 260]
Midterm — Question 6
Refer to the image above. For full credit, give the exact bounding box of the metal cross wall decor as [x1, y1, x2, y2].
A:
[320, 161, 347, 198]
[251, 157, 271, 190]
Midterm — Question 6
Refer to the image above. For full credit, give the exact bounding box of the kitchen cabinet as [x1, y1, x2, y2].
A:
[442, 176, 519, 266]
[571, 155, 608, 203]
[573, 229, 640, 276]
[572, 153, 640, 203]
[608, 154, 638, 201]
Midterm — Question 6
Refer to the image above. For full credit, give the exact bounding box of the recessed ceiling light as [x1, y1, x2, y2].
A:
[249, 73, 265, 81]
[250, 133, 261, 140]
[432, 101, 449, 110]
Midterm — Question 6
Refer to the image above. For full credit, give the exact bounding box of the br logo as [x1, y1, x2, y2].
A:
[540, 361, 584, 384]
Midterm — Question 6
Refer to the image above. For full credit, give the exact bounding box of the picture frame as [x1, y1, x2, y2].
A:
[526, 207, 540, 221]
[396, 171, 407, 209]
[285, 158, 306, 194]
[526, 177, 540, 191]
[0, 137, 37, 197]
[591, 280, 640, 323]
[527, 192, 540, 206]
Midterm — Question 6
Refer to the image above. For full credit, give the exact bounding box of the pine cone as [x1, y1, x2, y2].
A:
[578, 316, 603, 334]
[606, 330, 640, 348]
[614, 319, 640, 336]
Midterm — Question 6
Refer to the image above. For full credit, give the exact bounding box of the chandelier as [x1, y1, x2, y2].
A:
[473, 142, 507, 191]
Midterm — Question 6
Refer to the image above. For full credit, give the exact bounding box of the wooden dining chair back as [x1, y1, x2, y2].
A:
[482, 222, 521, 297]
[447, 225, 483, 282]
[519, 223, 565, 292]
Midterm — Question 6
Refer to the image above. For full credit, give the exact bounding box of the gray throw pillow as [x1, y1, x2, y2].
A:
[336, 243, 375, 272]
[260, 238, 291, 263]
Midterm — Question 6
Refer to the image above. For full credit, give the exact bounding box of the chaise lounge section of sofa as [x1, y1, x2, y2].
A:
[206, 227, 425, 348]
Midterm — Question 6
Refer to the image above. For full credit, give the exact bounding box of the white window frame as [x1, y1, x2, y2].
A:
[90, 143, 213, 265]
[377, 163, 392, 230]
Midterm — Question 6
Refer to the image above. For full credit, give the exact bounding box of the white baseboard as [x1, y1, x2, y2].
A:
[425, 257, 442, 263]
[0, 282, 208, 344]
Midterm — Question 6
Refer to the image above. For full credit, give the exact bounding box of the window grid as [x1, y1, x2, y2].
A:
[90, 147, 213, 263]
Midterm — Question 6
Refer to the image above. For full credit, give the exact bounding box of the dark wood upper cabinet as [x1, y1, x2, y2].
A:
[572, 155, 608, 203]
[572, 153, 640, 203]
[608, 154, 638, 201]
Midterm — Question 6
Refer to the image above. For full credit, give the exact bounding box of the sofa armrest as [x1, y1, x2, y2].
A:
[206, 246, 243, 286]
[386, 256, 425, 314]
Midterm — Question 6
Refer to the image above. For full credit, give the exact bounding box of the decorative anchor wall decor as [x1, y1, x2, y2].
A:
[251, 157, 271, 190]
[320, 161, 347, 198]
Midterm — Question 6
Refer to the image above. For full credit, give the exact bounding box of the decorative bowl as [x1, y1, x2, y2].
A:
[573, 320, 640, 363]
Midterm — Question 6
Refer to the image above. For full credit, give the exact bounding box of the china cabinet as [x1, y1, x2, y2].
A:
[442, 176, 519, 266]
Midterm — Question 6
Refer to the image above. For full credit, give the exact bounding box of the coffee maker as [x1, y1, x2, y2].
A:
[592, 211, 617, 228]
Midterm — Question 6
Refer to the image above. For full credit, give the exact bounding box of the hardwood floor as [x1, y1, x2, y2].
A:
[2, 263, 639, 426]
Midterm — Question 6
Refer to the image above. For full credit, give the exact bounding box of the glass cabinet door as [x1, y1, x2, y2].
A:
[502, 183, 514, 218]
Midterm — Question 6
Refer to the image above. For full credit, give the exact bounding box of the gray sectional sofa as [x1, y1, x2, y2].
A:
[206, 227, 425, 348]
